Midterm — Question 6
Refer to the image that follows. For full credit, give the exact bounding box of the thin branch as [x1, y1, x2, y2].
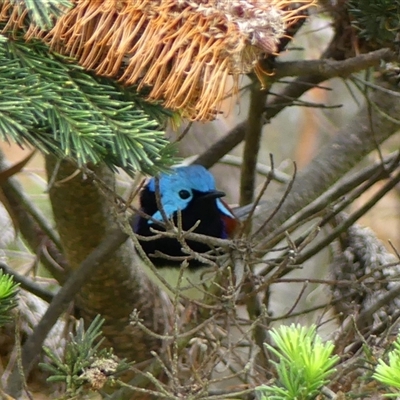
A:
[5, 227, 129, 394]
[251, 163, 297, 239]
[173, 122, 193, 143]
[260, 170, 400, 281]
[355, 283, 400, 332]
[246, 75, 400, 236]
[193, 48, 396, 169]
[0, 262, 55, 304]
[0, 151, 67, 284]
[265, 93, 343, 109]
[141, 228, 233, 249]
[219, 154, 290, 183]
[268, 48, 397, 79]
[15, 316, 33, 400]
[130, 311, 218, 341]
[296, 168, 400, 265]
[240, 154, 276, 236]
[353, 74, 400, 98]
[239, 81, 268, 206]
[0, 153, 62, 249]
[193, 73, 325, 169]
[277, 79, 333, 91]
[252, 152, 400, 252]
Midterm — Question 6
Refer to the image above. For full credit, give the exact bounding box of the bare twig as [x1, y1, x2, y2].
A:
[239, 81, 269, 206]
[194, 49, 396, 169]
[251, 163, 297, 239]
[6, 227, 129, 394]
[219, 154, 290, 183]
[296, 168, 400, 264]
[244, 76, 400, 237]
[0, 151, 67, 284]
[173, 122, 193, 143]
[253, 152, 399, 253]
[268, 48, 397, 79]
[239, 154, 276, 235]
[0, 262, 55, 304]
[266, 90, 342, 109]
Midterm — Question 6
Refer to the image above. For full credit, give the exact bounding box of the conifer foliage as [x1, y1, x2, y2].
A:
[0, 0, 176, 175]
[349, 0, 400, 47]
[1, 0, 315, 122]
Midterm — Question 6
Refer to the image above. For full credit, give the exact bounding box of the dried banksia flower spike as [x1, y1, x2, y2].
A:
[1, 0, 316, 121]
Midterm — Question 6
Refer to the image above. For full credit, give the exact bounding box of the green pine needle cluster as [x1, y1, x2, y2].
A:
[0, 269, 19, 327]
[40, 315, 131, 397]
[7, 0, 73, 29]
[0, 34, 177, 175]
[349, 0, 400, 46]
[373, 334, 400, 396]
[256, 324, 339, 400]
[0, 0, 179, 176]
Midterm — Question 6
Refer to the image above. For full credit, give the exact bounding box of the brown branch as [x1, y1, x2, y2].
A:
[193, 73, 324, 169]
[193, 48, 396, 169]
[247, 74, 400, 236]
[0, 262, 54, 304]
[269, 48, 397, 79]
[250, 152, 400, 253]
[239, 82, 269, 206]
[295, 168, 400, 265]
[5, 226, 130, 396]
[0, 150, 67, 284]
[6, 157, 169, 396]
[355, 283, 400, 333]
[193, 120, 247, 169]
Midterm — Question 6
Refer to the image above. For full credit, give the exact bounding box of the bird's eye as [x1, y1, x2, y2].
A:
[178, 189, 191, 200]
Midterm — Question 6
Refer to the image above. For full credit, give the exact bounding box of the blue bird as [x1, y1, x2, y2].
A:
[133, 165, 237, 268]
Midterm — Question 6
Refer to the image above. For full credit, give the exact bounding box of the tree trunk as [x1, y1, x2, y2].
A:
[45, 157, 168, 361]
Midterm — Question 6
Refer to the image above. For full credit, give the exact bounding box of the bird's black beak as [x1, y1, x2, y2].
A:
[200, 190, 226, 200]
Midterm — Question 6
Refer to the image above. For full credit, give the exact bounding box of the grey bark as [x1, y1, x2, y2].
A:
[44, 157, 167, 360]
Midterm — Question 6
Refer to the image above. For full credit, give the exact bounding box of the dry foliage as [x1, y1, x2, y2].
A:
[0, 0, 314, 120]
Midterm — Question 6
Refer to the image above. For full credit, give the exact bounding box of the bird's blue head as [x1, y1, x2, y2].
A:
[145, 165, 234, 223]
